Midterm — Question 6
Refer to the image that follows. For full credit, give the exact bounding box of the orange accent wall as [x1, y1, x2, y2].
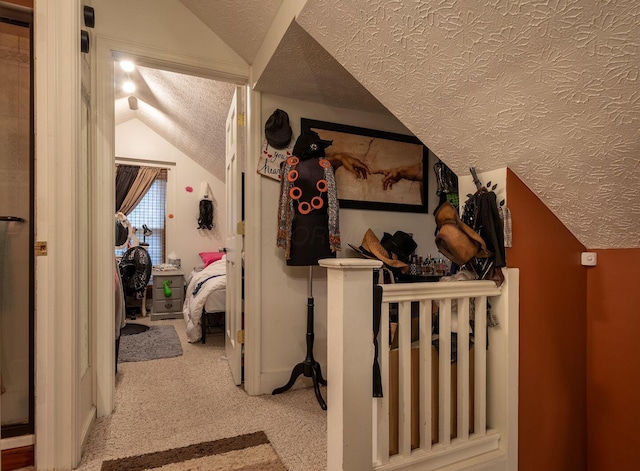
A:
[506, 169, 587, 471]
[587, 248, 640, 471]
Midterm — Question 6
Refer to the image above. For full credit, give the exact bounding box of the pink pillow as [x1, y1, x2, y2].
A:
[199, 251, 224, 268]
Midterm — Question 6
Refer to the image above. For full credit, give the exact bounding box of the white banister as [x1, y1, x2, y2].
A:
[319, 258, 382, 471]
[320, 261, 518, 471]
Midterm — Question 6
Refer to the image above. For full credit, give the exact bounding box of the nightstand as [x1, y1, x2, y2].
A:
[151, 268, 185, 320]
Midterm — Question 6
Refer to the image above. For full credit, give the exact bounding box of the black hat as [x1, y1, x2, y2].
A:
[381, 231, 417, 263]
[292, 129, 332, 160]
[265, 109, 293, 149]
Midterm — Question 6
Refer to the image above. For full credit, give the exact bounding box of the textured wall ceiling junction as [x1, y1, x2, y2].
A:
[297, 0, 640, 248]
[179, 0, 283, 64]
[115, 64, 236, 179]
[255, 21, 389, 114]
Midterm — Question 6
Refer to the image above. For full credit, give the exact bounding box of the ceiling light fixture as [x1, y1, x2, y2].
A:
[120, 60, 135, 72]
[122, 80, 136, 94]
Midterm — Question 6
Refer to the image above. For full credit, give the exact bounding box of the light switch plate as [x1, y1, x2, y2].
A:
[581, 252, 597, 267]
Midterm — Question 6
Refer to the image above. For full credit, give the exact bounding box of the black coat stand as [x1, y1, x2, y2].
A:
[272, 266, 328, 409]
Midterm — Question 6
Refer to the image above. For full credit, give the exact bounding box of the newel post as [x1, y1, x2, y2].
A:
[319, 258, 383, 471]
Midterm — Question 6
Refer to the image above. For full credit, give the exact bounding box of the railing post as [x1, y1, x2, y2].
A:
[319, 258, 382, 471]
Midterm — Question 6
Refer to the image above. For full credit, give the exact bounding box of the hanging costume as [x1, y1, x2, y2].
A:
[197, 182, 214, 230]
[277, 130, 340, 265]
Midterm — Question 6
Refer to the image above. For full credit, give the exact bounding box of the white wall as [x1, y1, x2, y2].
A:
[259, 94, 441, 393]
[93, 0, 246, 70]
[116, 118, 226, 272]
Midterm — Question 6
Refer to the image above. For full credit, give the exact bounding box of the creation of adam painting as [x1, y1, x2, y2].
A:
[301, 118, 429, 213]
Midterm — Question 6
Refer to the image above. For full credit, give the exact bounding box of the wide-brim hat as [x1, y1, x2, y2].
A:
[435, 202, 490, 265]
[347, 243, 376, 260]
[265, 109, 293, 149]
[360, 229, 409, 272]
[381, 231, 417, 263]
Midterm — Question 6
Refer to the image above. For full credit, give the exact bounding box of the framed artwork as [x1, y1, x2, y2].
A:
[301, 118, 428, 213]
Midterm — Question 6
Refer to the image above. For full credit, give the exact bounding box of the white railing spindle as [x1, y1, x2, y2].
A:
[419, 299, 432, 451]
[439, 298, 452, 447]
[458, 296, 471, 441]
[475, 295, 488, 436]
[375, 300, 390, 465]
[398, 300, 412, 457]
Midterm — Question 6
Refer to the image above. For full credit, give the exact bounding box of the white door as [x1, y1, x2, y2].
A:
[225, 87, 245, 385]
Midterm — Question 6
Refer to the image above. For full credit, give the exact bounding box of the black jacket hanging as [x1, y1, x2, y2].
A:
[197, 182, 214, 230]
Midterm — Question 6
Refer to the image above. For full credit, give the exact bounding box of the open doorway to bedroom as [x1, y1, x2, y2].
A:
[110, 57, 246, 393]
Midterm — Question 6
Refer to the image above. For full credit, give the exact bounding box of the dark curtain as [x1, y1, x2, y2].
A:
[119, 167, 161, 215]
[115, 165, 139, 211]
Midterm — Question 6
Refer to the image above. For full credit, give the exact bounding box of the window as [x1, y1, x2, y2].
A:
[116, 169, 167, 267]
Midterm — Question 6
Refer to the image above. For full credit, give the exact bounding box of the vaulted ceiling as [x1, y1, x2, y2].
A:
[116, 0, 639, 249]
[115, 64, 236, 178]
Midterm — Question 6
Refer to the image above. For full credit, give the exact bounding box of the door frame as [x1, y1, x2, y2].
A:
[35, 5, 264, 469]
[34, 0, 83, 468]
[92, 36, 261, 418]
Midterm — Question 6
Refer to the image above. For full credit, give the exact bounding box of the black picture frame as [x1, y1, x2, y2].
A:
[301, 118, 429, 213]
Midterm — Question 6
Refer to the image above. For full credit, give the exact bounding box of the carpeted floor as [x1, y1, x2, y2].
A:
[76, 317, 327, 471]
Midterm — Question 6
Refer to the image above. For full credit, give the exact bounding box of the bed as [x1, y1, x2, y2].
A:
[182, 253, 226, 343]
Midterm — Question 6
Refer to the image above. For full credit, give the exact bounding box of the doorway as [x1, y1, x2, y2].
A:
[97, 45, 251, 419]
[0, 0, 34, 444]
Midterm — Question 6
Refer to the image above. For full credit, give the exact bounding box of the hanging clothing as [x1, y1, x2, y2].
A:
[197, 182, 214, 230]
[277, 156, 340, 265]
[475, 190, 506, 269]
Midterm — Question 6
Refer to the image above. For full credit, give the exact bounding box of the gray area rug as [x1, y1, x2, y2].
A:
[118, 325, 183, 363]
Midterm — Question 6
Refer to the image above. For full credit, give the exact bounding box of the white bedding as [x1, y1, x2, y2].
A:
[183, 256, 226, 342]
[204, 288, 226, 313]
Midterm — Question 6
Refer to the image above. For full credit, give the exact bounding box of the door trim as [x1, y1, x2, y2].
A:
[34, 0, 82, 468]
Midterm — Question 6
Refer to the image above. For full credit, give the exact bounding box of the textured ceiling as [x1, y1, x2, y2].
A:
[115, 64, 236, 179]
[255, 20, 389, 114]
[297, 0, 640, 249]
[176, 0, 387, 114]
[178, 0, 283, 64]
[113, 1, 392, 181]
[114, 0, 639, 248]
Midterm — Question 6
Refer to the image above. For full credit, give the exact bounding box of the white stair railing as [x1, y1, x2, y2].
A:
[320, 259, 519, 471]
